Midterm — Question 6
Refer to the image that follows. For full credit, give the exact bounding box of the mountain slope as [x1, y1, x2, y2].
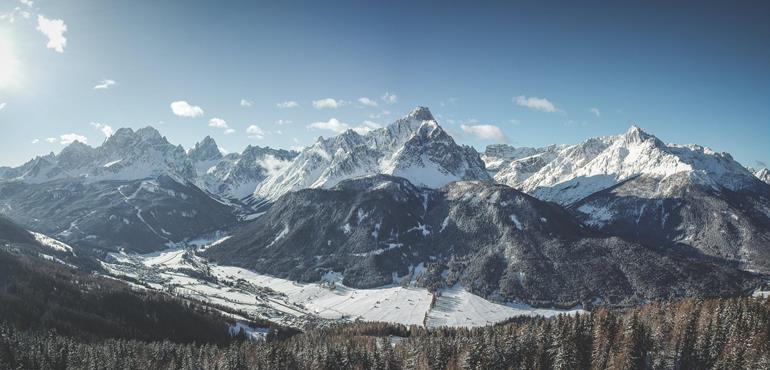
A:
[571, 172, 770, 273]
[485, 126, 770, 273]
[0, 175, 237, 253]
[756, 168, 770, 184]
[205, 175, 757, 307]
[0, 128, 302, 253]
[254, 107, 491, 200]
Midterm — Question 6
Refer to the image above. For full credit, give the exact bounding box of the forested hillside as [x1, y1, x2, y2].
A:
[0, 248, 284, 343]
[2, 296, 769, 369]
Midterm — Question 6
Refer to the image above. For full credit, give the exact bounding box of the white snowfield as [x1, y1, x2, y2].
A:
[102, 246, 583, 329]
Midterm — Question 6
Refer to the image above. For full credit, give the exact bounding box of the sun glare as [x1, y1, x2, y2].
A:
[0, 30, 23, 90]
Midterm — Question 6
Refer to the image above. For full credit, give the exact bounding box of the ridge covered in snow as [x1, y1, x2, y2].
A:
[0, 128, 298, 199]
[756, 168, 770, 184]
[254, 107, 491, 200]
[485, 125, 759, 205]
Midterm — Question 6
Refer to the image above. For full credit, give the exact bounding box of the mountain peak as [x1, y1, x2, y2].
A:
[136, 126, 163, 141]
[623, 124, 655, 144]
[756, 168, 770, 184]
[406, 106, 434, 122]
[189, 136, 222, 162]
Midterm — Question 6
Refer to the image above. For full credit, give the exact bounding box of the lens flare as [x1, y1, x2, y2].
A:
[0, 30, 23, 90]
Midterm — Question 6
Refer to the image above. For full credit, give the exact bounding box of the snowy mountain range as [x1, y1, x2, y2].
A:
[1, 106, 769, 311]
[484, 125, 759, 206]
[254, 107, 490, 200]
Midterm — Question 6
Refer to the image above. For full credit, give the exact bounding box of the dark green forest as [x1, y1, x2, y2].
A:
[2, 295, 769, 369]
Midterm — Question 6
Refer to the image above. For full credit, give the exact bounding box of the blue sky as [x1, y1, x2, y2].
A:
[0, 0, 768, 168]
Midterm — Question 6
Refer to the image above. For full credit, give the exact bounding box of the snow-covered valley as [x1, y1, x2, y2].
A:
[101, 241, 583, 330]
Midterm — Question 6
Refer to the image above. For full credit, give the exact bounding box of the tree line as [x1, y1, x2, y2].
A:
[2, 295, 769, 369]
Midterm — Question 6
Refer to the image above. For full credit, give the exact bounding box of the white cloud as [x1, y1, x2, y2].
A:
[19, 0, 34, 7]
[36, 15, 67, 53]
[312, 98, 348, 109]
[381, 92, 398, 104]
[208, 117, 228, 129]
[308, 118, 381, 135]
[93, 79, 116, 90]
[170, 100, 204, 118]
[589, 107, 600, 117]
[308, 118, 348, 133]
[240, 99, 253, 107]
[0, 103, 6, 111]
[257, 154, 291, 177]
[440, 97, 459, 107]
[45, 137, 56, 143]
[514, 95, 559, 113]
[357, 97, 378, 107]
[31, 138, 39, 144]
[59, 133, 87, 145]
[90, 122, 114, 137]
[276, 100, 299, 109]
[246, 124, 265, 139]
[275, 119, 292, 125]
[1, 7, 31, 24]
[355, 120, 382, 134]
[460, 124, 507, 142]
[224, 128, 235, 135]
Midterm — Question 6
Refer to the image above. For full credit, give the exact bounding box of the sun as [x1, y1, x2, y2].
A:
[0, 29, 23, 91]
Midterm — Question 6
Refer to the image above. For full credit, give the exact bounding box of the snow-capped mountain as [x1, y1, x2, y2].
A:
[0, 128, 297, 253]
[487, 125, 758, 205]
[482, 144, 565, 184]
[195, 143, 298, 199]
[254, 107, 491, 200]
[1, 127, 196, 184]
[756, 168, 770, 184]
[485, 126, 770, 274]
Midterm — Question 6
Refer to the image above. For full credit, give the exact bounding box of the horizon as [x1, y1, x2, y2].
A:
[1, 0, 769, 169]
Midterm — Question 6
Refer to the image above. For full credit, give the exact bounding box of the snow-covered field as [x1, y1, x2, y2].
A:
[102, 244, 583, 329]
[426, 286, 583, 328]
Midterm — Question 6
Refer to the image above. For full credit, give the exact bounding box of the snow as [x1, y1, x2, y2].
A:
[254, 107, 489, 200]
[351, 243, 402, 257]
[30, 231, 73, 253]
[229, 321, 269, 341]
[425, 285, 584, 328]
[103, 159, 122, 167]
[242, 212, 266, 221]
[576, 203, 616, 227]
[266, 224, 289, 248]
[491, 126, 757, 205]
[408, 223, 431, 236]
[99, 248, 582, 329]
[510, 214, 523, 230]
